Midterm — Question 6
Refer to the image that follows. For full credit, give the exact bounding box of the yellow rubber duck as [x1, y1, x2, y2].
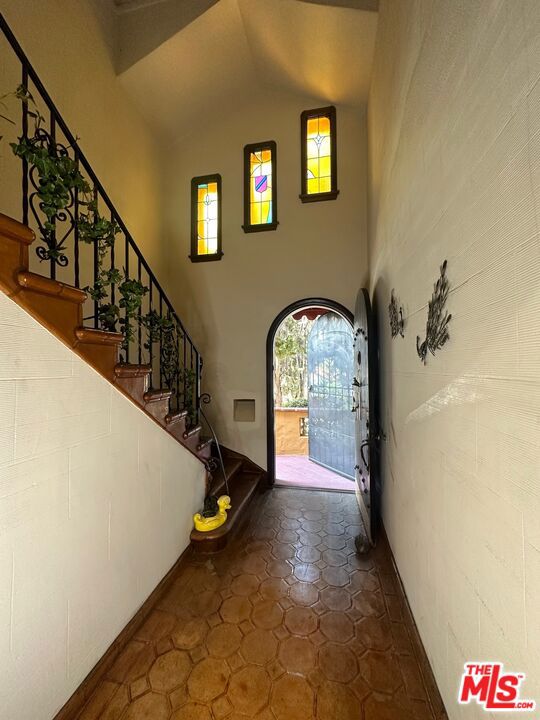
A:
[193, 495, 231, 532]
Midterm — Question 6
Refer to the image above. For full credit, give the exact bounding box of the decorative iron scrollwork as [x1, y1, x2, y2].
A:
[416, 260, 452, 364]
[26, 128, 76, 268]
[388, 289, 405, 338]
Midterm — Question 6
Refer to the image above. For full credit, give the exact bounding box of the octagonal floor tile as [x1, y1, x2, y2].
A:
[148, 649, 191, 693]
[271, 674, 314, 720]
[319, 643, 358, 683]
[278, 636, 316, 674]
[231, 574, 260, 596]
[207, 623, 243, 658]
[171, 702, 213, 720]
[241, 628, 278, 665]
[319, 612, 354, 643]
[228, 665, 271, 715]
[220, 595, 252, 624]
[316, 681, 359, 720]
[188, 657, 230, 703]
[122, 692, 169, 720]
[173, 618, 208, 650]
[252, 600, 284, 629]
[284, 606, 318, 636]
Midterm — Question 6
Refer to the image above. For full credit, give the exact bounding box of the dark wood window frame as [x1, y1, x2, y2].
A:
[189, 173, 223, 263]
[299, 105, 339, 203]
[243, 140, 278, 233]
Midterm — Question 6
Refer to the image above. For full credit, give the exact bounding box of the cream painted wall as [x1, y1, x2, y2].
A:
[368, 1, 540, 717]
[163, 90, 368, 467]
[0, 0, 166, 277]
[0, 291, 206, 720]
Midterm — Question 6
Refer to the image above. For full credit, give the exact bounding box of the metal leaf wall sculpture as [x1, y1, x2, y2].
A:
[416, 260, 452, 364]
[388, 289, 405, 338]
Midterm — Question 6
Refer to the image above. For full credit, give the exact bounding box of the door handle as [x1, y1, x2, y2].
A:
[360, 440, 370, 471]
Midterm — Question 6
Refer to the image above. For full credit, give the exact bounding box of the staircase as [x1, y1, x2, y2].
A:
[0, 13, 266, 553]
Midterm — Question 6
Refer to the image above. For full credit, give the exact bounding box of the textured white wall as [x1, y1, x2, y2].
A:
[368, 1, 540, 717]
[0, 293, 206, 720]
[164, 90, 368, 467]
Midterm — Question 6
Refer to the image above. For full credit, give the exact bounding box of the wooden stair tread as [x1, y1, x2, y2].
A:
[18, 271, 87, 304]
[75, 327, 123, 346]
[165, 409, 188, 426]
[144, 388, 172, 402]
[114, 363, 151, 378]
[191, 470, 263, 550]
[184, 424, 202, 439]
[209, 457, 243, 496]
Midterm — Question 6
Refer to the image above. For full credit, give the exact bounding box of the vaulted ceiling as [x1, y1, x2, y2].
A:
[104, 0, 378, 141]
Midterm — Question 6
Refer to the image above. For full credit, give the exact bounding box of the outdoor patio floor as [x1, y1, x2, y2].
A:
[275, 455, 355, 492]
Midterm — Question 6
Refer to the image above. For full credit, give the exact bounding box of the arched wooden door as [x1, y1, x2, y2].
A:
[353, 289, 381, 545]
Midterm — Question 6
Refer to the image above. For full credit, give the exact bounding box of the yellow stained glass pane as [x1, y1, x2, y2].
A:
[319, 176, 331, 193]
[307, 177, 319, 194]
[251, 203, 262, 225]
[261, 149, 272, 163]
[319, 156, 331, 178]
[198, 237, 207, 255]
[307, 158, 319, 179]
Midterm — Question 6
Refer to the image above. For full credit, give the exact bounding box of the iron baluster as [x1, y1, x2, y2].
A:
[21, 66, 28, 226]
[49, 113, 56, 280]
[124, 235, 129, 363]
[110, 212, 116, 307]
[73, 151, 80, 288]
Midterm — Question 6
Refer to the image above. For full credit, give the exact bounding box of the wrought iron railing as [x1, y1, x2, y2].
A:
[0, 14, 201, 421]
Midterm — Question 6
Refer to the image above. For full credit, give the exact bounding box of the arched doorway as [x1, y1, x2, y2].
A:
[266, 298, 354, 489]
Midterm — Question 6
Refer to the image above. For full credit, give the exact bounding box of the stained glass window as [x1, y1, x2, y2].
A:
[190, 174, 223, 262]
[243, 141, 278, 232]
[300, 106, 339, 202]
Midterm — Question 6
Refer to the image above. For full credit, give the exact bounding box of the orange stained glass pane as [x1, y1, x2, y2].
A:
[318, 116, 330, 135]
[307, 117, 319, 137]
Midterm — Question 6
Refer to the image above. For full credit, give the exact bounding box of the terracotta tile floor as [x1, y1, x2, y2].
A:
[76, 488, 447, 720]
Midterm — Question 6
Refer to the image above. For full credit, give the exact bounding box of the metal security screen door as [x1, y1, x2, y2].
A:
[307, 312, 355, 479]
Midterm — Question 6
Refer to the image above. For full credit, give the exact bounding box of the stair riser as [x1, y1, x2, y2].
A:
[145, 399, 170, 425]
[76, 343, 119, 382]
[19, 289, 82, 348]
[197, 443, 212, 460]
[183, 431, 201, 452]
[167, 420, 188, 442]
[116, 374, 150, 405]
